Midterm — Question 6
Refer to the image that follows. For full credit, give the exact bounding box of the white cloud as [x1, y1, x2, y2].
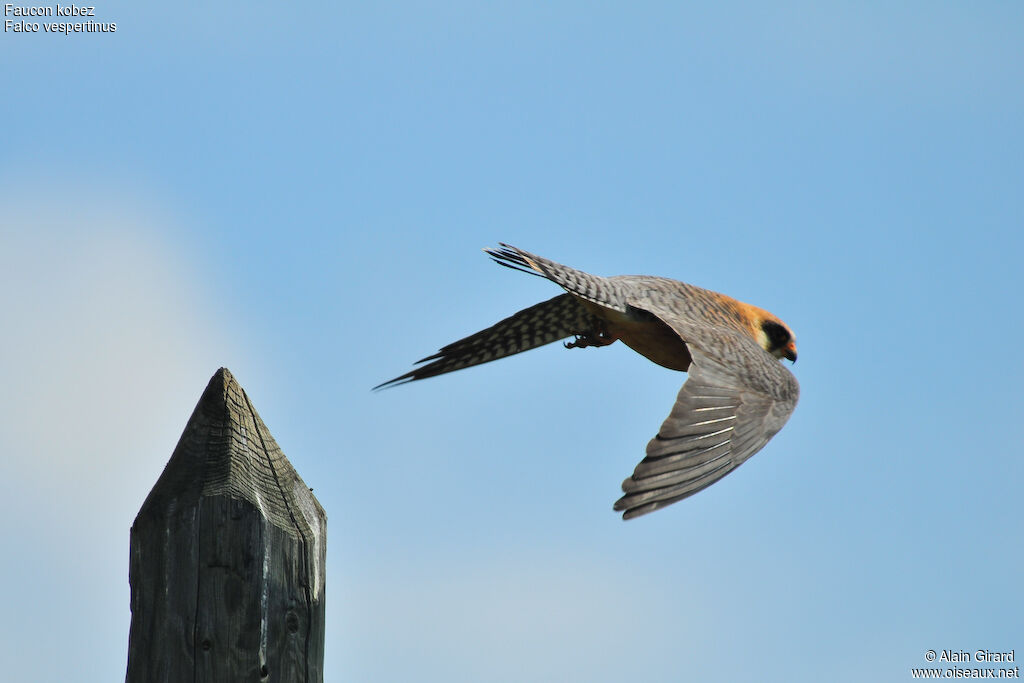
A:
[0, 185, 246, 681]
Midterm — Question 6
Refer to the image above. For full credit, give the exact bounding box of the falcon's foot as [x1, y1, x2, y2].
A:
[564, 325, 616, 350]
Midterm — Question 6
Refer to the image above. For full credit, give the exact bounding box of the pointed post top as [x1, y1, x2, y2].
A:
[136, 367, 325, 542]
[127, 368, 327, 681]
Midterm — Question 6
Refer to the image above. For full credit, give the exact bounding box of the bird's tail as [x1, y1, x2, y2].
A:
[374, 293, 602, 389]
[485, 243, 629, 313]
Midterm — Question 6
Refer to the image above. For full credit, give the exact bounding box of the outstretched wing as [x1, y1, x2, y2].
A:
[375, 293, 602, 389]
[614, 328, 799, 520]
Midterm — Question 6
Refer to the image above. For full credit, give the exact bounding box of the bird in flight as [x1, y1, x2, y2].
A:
[377, 244, 799, 519]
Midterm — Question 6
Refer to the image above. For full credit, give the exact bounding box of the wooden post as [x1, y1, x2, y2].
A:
[126, 368, 327, 683]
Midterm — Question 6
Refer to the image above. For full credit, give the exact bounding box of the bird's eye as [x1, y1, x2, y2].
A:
[761, 320, 791, 349]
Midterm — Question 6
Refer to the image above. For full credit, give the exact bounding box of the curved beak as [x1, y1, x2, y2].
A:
[783, 342, 797, 363]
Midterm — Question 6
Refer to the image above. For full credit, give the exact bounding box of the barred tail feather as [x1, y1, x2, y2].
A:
[486, 243, 629, 313]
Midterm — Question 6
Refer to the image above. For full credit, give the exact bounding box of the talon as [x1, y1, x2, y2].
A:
[564, 325, 616, 350]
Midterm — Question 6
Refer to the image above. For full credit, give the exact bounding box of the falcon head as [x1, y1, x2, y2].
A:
[759, 318, 798, 362]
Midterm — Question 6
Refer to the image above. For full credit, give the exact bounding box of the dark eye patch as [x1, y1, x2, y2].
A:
[761, 320, 791, 349]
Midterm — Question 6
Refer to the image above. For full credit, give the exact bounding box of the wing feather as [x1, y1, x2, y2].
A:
[375, 294, 601, 389]
[614, 314, 799, 519]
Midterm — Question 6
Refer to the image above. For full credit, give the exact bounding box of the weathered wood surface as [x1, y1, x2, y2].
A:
[126, 368, 326, 683]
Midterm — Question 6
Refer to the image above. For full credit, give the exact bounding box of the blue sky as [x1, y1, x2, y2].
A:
[2, 2, 1022, 681]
